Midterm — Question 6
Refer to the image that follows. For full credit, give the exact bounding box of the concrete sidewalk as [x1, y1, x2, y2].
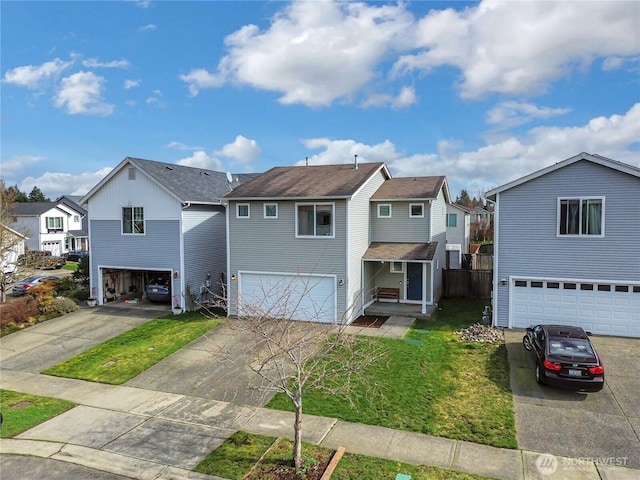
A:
[1, 309, 639, 479]
[2, 371, 638, 480]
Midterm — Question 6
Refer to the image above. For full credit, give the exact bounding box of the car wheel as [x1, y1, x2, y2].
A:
[523, 335, 532, 351]
[536, 363, 546, 385]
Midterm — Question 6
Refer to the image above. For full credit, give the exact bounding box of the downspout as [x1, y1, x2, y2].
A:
[224, 200, 231, 318]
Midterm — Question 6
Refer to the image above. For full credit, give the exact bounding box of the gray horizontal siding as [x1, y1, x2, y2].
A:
[371, 202, 431, 243]
[183, 205, 227, 300]
[495, 160, 640, 327]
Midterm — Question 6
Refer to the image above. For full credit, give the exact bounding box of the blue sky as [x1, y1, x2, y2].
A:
[2, 0, 639, 201]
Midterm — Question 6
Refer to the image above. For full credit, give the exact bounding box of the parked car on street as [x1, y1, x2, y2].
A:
[145, 276, 171, 303]
[523, 324, 604, 392]
[65, 250, 89, 262]
[12, 274, 59, 296]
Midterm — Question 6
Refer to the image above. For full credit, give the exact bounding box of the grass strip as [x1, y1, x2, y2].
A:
[42, 312, 219, 384]
[0, 389, 76, 438]
[266, 298, 517, 448]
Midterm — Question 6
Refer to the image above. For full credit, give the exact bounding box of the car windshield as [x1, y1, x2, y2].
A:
[548, 338, 595, 358]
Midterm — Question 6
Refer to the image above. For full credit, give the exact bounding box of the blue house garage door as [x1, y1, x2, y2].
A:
[238, 272, 337, 323]
[511, 278, 640, 337]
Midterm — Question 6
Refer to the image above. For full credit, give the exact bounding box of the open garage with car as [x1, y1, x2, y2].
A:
[97, 267, 173, 305]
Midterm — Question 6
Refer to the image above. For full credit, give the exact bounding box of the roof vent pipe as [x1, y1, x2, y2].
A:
[305, 156, 308, 166]
[354, 154, 358, 170]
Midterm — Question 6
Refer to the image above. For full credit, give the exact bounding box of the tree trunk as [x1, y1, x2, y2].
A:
[293, 398, 303, 471]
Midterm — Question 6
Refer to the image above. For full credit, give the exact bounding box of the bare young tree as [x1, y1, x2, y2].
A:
[1, 180, 28, 303]
[202, 275, 387, 471]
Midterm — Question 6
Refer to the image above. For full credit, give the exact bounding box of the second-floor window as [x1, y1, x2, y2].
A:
[377, 204, 392, 218]
[237, 204, 250, 218]
[409, 203, 424, 218]
[47, 216, 63, 230]
[297, 203, 334, 237]
[264, 203, 278, 219]
[558, 197, 604, 236]
[447, 213, 457, 227]
[123, 206, 144, 234]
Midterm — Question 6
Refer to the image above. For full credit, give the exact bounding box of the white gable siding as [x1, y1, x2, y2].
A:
[347, 170, 387, 322]
[88, 165, 182, 220]
[494, 160, 640, 328]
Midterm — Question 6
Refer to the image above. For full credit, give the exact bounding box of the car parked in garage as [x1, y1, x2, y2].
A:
[146, 276, 171, 303]
[523, 324, 604, 392]
[12, 274, 59, 296]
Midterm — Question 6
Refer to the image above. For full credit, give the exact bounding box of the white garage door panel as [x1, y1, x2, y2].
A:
[512, 279, 640, 338]
[239, 272, 336, 323]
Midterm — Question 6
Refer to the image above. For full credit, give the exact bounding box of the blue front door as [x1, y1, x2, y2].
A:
[406, 263, 422, 301]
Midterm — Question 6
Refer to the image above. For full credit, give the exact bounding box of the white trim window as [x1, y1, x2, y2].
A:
[390, 261, 404, 273]
[558, 197, 604, 236]
[264, 203, 278, 219]
[46, 216, 63, 231]
[410, 203, 424, 218]
[236, 203, 250, 219]
[446, 213, 457, 227]
[296, 203, 334, 237]
[377, 204, 392, 218]
[122, 206, 144, 234]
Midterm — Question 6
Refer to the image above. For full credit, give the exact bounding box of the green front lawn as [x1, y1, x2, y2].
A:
[42, 312, 219, 384]
[0, 389, 76, 438]
[267, 299, 517, 449]
[195, 431, 496, 480]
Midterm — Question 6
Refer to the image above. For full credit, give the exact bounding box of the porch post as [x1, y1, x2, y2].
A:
[422, 262, 427, 314]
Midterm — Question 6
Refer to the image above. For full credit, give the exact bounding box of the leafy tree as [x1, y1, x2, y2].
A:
[28, 186, 49, 202]
[1, 179, 30, 303]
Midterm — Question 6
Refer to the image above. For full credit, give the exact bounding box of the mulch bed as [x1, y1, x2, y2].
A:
[350, 315, 389, 328]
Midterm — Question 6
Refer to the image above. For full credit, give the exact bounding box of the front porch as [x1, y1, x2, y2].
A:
[364, 300, 436, 320]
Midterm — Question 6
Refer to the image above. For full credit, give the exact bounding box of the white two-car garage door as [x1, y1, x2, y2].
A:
[511, 278, 640, 337]
[238, 272, 337, 323]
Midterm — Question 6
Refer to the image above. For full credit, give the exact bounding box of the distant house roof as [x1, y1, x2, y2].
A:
[363, 242, 438, 261]
[222, 162, 389, 200]
[371, 176, 447, 201]
[448, 202, 472, 214]
[81, 157, 258, 205]
[13, 199, 85, 217]
[486, 152, 640, 199]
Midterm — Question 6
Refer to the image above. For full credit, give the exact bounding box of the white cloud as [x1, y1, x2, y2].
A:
[393, 1, 640, 98]
[0, 155, 45, 177]
[487, 101, 572, 129]
[362, 86, 417, 109]
[183, 0, 412, 106]
[164, 141, 204, 151]
[216, 135, 261, 164]
[2, 58, 73, 89]
[177, 151, 223, 171]
[20, 167, 113, 199]
[124, 79, 140, 89]
[54, 71, 114, 116]
[82, 58, 130, 69]
[179, 68, 223, 97]
[301, 103, 640, 196]
[138, 24, 157, 32]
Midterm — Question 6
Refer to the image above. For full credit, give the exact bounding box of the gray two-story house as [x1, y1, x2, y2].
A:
[487, 152, 640, 338]
[223, 162, 450, 324]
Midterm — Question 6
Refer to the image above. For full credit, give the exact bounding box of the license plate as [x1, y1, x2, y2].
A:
[152, 288, 158, 293]
[568, 369, 582, 377]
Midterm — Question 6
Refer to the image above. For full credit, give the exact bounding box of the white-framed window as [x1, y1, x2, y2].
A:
[409, 203, 424, 218]
[73, 215, 80, 223]
[122, 206, 144, 234]
[447, 213, 457, 227]
[558, 197, 604, 236]
[236, 203, 250, 219]
[264, 203, 278, 219]
[377, 204, 392, 218]
[390, 261, 404, 273]
[46, 216, 63, 230]
[296, 203, 334, 237]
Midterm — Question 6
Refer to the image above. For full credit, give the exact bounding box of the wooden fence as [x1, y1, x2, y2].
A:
[443, 269, 493, 299]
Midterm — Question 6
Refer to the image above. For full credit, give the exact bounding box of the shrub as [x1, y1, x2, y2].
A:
[0, 298, 39, 327]
[55, 277, 76, 296]
[28, 282, 56, 314]
[71, 289, 90, 302]
[51, 297, 79, 315]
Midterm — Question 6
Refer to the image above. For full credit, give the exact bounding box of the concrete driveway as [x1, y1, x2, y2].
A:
[505, 330, 640, 469]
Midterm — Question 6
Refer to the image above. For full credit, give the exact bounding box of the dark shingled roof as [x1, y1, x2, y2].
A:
[223, 162, 387, 199]
[363, 242, 438, 261]
[371, 176, 445, 200]
[129, 157, 258, 203]
[13, 198, 86, 216]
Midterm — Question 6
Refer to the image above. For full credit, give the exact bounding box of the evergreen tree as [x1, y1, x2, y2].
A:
[456, 189, 472, 207]
[28, 186, 49, 202]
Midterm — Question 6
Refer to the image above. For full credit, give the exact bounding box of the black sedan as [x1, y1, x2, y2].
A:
[12, 275, 59, 296]
[145, 276, 171, 303]
[523, 324, 604, 392]
[66, 251, 88, 262]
